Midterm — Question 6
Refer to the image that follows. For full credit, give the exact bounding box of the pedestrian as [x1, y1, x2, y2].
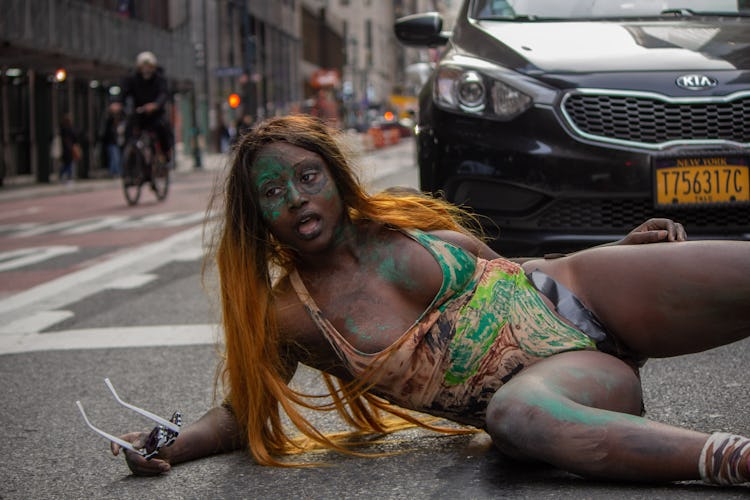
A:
[59, 113, 80, 183]
[233, 113, 255, 146]
[99, 102, 126, 177]
[108, 115, 750, 487]
[218, 119, 232, 153]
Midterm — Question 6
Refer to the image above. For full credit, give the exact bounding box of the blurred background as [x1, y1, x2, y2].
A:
[0, 0, 460, 186]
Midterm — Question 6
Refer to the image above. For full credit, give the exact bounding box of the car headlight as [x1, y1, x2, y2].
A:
[434, 65, 532, 120]
[457, 71, 486, 112]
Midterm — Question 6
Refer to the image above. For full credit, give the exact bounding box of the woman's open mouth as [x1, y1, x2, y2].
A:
[296, 214, 322, 239]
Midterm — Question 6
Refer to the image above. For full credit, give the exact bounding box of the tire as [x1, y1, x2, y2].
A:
[121, 144, 143, 206]
[151, 155, 170, 201]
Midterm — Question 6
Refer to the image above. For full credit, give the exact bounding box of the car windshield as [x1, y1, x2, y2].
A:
[471, 0, 750, 20]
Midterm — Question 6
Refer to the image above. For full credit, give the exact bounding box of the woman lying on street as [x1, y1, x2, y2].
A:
[112, 115, 750, 486]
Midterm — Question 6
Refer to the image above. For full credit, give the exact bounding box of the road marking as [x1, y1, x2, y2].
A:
[159, 212, 206, 227]
[0, 324, 219, 355]
[0, 310, 74, 334]
[105, 273, 158, 290]
[4, 211, 204, 237]
[12, 219, 83, 237]
[0, 225, 203, 321]
[0, 206, 41, 221]
[0, 245, 79, 272]
[173, 247, 205, 262]
[62, 216, 129, 235]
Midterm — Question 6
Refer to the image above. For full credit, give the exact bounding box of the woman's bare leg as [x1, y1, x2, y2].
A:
[485, 350, 713, 482]
[522, 241, 750, 357]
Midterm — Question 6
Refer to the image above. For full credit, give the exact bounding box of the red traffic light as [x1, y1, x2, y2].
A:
[228, 93, 241, 109]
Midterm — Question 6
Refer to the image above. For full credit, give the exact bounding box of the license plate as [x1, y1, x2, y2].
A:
[654, 155, 750, 207]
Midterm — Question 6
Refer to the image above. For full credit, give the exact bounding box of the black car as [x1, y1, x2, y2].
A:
[395, 0, 750, 255]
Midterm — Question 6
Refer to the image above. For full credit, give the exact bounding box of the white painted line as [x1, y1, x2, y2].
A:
[159, 212, 206, 227]
[117, 212, 176, 229]
[62, 216, 128, 235]
[105, 274, 158, 290]
[0, 245, 79, 272]
[0, 206, 41, 221]
[173, 247, 205, 262]
[0, 225, 203, 318]
[0, 324, 220, 355]
[0, 310, 74, 334]
[0, 222, 37, 233]
[12, 219, 83, 238]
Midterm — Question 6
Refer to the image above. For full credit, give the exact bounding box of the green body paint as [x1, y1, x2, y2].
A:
[529, 393, 647, 428]
[536, 397, 617, 426]
[376, 253, 420, 291]
[345, 317, 371, 340]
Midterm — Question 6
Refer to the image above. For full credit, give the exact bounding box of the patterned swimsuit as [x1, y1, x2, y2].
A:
[289, 229, 628, 428]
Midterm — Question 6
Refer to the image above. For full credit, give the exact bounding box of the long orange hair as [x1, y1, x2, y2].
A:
[206, 115, 481, 466]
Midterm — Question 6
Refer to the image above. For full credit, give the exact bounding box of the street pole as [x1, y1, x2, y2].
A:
[191, 89, 202, 169]
[190, 0, 205, 169]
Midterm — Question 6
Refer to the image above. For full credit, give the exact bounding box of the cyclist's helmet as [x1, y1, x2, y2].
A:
[136, 51, 158, 80]
[136, 51, 158, 67]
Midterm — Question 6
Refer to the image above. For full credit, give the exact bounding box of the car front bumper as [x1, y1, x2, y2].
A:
[418, 106, 750, 255]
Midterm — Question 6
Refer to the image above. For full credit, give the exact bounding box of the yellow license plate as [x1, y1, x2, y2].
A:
[654, 156, 750, 207]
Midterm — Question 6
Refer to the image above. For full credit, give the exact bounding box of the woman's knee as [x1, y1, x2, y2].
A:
[485, 353, 644, 452]
[485, 379, 552, 458]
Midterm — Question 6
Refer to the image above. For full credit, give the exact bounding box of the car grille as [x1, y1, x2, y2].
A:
[561, 91, 750, 148]
[535, 198, 750, 231]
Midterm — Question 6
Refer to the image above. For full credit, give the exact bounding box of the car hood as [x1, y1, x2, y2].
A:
[471, 19, 750, 73]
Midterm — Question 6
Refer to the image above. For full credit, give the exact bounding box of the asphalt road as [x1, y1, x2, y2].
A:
[1, 139, 748, 498]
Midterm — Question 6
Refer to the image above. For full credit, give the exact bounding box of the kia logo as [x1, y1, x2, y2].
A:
[676, 74, 718, 90]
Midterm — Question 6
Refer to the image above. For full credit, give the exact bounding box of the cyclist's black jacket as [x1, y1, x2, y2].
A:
[120, 67, 169, 128]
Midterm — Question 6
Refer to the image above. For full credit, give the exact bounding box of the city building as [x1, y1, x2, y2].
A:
[0, 0, 419, 187]
[0, 0, 198, 185]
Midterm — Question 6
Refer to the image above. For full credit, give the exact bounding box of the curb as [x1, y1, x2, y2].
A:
[0, 152, 227, 203]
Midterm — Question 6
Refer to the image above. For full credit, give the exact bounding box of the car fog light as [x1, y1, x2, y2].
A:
[457, 71, 485, 112]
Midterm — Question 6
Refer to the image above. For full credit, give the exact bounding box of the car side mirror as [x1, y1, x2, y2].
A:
[394, 12, 451, 47]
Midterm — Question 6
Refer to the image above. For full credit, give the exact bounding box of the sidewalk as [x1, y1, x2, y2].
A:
[0, 147, 226, 204]
[0, 132, 412, 204]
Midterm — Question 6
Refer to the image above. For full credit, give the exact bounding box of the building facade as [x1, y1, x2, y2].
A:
[0, 0, 414, 186]
[0, 0, 198, 185]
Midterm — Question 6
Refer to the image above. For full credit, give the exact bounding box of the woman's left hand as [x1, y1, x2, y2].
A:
[617, 218, 687, 245]
[111, 431, 172, 476]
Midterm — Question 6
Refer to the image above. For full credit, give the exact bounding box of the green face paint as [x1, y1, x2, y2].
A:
[251, 147, 334, 224]
[253, 156, 287, 222]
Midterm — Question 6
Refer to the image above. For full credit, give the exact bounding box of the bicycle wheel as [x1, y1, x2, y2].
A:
[151, 156, 170, 201]
[121, 144, 143, 206]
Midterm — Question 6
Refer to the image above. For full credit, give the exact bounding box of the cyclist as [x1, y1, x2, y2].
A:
[119, 51, 173, 168]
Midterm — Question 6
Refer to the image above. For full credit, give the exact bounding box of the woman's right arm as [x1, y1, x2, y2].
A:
[111, 403, 244, 476]
[112, 282, 311, 476]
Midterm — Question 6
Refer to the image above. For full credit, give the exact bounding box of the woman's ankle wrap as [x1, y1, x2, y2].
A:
[699, 432, 750, 485]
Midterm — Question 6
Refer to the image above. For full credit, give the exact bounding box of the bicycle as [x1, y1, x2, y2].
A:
[121, 125, 170, 206]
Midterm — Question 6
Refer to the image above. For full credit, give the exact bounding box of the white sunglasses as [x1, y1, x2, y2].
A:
[76, 378, 181, 460]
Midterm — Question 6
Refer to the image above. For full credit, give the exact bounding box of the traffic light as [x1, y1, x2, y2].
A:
[54, 68, 67, 82]
[228, 93, 241, 109]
